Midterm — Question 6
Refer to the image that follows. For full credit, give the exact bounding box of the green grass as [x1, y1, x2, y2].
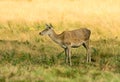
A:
[0, 22, 120, 82]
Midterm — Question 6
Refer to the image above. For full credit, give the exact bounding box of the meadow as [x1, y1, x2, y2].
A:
[0, 0, 120, 82]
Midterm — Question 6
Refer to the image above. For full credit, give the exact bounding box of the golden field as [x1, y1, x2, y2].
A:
[0, 0, 120, 40]
[0, 0, 120, 82]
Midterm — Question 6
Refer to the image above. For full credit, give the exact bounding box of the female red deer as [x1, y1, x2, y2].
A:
[39, 24, 91, 66]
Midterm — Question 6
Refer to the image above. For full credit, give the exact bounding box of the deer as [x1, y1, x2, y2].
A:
[39, 24, 91, 66]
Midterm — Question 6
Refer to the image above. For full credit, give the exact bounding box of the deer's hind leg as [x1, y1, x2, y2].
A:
[82, 40, 91, 63]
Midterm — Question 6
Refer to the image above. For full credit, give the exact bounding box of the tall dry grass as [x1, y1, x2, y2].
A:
[0, 0, 120, 40]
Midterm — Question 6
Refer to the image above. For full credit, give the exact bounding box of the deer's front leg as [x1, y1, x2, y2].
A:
[67, 46, 72, 66]
[65, 48, 68, 64]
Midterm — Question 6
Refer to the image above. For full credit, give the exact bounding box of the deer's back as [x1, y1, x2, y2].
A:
[59, 28, 91, 44]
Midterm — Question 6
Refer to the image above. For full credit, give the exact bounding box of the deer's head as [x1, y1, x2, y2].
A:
[39, 24, 53, 36]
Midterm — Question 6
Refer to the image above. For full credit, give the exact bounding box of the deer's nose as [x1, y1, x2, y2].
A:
[39, 32, 42, 35]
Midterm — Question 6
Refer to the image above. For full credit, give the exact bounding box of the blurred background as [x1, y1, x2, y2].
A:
[0, 0, 120, 40]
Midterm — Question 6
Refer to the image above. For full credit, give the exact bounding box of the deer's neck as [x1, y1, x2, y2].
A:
[48, 30, 61, 44]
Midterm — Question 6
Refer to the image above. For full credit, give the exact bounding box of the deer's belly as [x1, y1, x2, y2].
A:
[71, 45, 81, 48]
[72, 45, 80, 48]
[60, 42, 83, 48]
[71, 42, 83, 48]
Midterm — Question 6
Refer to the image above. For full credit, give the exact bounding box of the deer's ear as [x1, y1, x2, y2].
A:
[49, 23, 53, 28]
[45, 24, 50, 29]
[45, 24, 49, 27]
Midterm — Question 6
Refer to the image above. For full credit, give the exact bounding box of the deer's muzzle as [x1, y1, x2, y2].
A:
[39, 32, 43, 35]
